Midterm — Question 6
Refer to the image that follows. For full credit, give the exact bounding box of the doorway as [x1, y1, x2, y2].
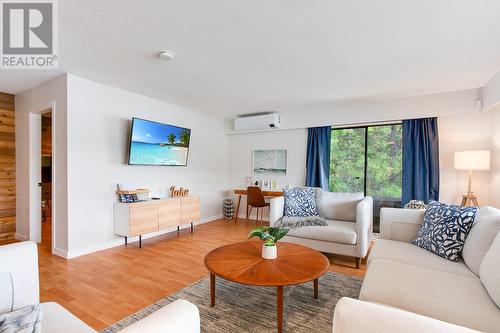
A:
[40, 110, 52, 252]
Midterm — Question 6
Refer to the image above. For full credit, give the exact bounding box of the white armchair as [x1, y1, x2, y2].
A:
[270, 188, 373, 268]
[0, 242, 200, 333]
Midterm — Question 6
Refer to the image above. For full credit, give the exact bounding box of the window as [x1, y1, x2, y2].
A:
[330, 124, 402, 232]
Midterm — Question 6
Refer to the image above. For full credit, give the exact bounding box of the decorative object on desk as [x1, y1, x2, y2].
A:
[454, 150, 490, 207]
[261, 179, 271, 190]
[404, 200, 428, 210]
[223, 199, 234, 219]
[253, 149, 287, 175]
[412, 200, 478, 261]
[117, 189, 149, 203]
[244, 176, 253, 187]
[248, 226, 288, 259]
[169, 185, 190, 197]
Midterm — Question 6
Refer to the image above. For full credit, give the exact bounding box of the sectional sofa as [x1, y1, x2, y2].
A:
[333, 206, 500, 332]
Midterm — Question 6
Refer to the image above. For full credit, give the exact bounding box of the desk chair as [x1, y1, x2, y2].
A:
[246, 186, 270, 225]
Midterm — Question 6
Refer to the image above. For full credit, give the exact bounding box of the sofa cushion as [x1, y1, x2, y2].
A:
[316, 190, 364, 222]
[368, 239, 475, 277]
[283, 187, 319, 217]
[475, 205, 499, 221]
[412, 201, 477, 261]
[286, 220, 357, 244]
[360, 259, 500, 332]
[41, 302, 96, 333]
[480, 232, 500, 308]
[463, 207, 500, 275]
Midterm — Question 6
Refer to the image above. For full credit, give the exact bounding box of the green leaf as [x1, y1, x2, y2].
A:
[248, 226, 268, 239]
[248, 226, 288, 244]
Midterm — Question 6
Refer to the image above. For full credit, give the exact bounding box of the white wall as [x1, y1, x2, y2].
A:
[227, 129, 307, 218]
[15, 75, 69, 255]
[227, 88, 496, 209]
[65, 75, 228, 257]
[489, 104, 500, 208]
[438, 112, 492, 205]
[483, 69, 500, 111]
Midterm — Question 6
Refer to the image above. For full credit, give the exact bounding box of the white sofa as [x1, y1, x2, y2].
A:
[0, 241, 200, 333]
[333, 207, 500, 333]
[270, 189, 373, 267]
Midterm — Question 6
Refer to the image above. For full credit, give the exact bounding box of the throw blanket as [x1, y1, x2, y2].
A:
[0, 304, 41, 333]
[276, 215, 327, 229]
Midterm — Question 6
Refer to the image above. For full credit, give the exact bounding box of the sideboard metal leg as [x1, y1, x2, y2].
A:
[125, 236, 127, 245]
[139, 235, 142, 248]
[191, 222, 194, 233]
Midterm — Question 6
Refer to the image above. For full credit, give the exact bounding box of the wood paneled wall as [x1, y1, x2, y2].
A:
[0, 93, 15, 240]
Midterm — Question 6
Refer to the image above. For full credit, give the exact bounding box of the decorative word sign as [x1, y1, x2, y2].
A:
[170, 186, 190, 197]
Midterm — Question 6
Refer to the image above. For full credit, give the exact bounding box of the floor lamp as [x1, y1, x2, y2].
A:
[454, 150, 490, 207]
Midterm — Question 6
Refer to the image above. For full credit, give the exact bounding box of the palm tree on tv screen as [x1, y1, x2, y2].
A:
[180, 130, 190, 147]
[167, 133, 176, 145]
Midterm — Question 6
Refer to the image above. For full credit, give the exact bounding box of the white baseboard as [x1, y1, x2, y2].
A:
[65, 214, 223, 259]
[52, 247, 69, 258]
[15, 233, 29, 241]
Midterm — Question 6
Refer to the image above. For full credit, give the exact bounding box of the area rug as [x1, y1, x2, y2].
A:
[101, 271, 362, 333]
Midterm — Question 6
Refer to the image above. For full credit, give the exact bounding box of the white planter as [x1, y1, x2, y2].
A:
[262, 244, 277, 259]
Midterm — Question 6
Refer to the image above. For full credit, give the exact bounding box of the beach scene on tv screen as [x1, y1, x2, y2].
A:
[129, 118, 190, 165]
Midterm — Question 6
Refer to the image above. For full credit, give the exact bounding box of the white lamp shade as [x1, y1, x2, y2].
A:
[454, 150, 491, 170]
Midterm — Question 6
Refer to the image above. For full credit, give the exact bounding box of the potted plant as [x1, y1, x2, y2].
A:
[248, 226, 288, 259]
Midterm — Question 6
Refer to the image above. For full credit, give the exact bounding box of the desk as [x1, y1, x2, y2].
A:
[233, 189, 283, 223]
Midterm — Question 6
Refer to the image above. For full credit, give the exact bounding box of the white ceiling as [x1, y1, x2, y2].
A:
[1, 0, 500, 117]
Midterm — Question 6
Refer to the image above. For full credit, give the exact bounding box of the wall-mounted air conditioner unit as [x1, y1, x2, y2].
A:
[234, 113, 280, 131]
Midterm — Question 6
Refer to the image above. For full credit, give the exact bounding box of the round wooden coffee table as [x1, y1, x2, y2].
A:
[204, 241, 329, 333]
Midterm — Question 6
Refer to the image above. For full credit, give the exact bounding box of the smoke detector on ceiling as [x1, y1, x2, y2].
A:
[159, 50, 175, 61]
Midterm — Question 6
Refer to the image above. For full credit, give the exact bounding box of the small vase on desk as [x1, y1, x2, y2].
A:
[262, 244, 277, 259]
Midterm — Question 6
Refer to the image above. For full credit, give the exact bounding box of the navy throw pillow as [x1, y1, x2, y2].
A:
[283, 187, 319, 217]
[412, 200, 477, 261]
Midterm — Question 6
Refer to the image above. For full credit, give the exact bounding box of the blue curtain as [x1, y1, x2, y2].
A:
[306, 126, 331, 191]
[402, 118, 440, 205]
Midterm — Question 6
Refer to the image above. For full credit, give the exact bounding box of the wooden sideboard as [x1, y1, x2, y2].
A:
[114, 196, 200, 247]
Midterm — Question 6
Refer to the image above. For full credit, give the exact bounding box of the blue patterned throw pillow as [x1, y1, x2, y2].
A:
[412, 201, 477, 261]
[283, 187, 319, 217]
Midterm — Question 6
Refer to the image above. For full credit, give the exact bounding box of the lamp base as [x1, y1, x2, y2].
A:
[460, 192, 479, 207]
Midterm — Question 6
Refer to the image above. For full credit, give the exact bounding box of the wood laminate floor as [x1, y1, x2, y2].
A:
[2, 219, 367, 330]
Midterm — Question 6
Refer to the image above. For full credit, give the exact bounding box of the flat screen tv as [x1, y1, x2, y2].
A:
[128, 117, 191, 166]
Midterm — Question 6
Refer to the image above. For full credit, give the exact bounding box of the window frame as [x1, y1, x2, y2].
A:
[330, 122, 402, 197]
